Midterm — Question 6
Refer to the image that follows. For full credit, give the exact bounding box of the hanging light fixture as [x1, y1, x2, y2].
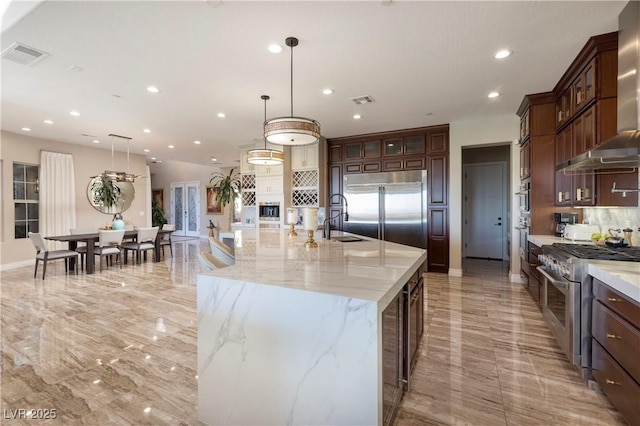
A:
[92, 134, 143, 182]
[248, 95, 285, 165]
[264, 36, 320, 146]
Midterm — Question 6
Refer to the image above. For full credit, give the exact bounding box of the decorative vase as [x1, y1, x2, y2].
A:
[112, 213, 125, 230]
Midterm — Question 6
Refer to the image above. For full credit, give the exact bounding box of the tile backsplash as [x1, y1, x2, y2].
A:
[583, 207, 640, 245]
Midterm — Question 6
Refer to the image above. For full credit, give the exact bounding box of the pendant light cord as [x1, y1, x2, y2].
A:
[290, 41, 294, 117]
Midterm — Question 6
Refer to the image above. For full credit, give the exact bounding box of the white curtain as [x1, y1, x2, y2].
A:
[40, 151, 76, 249]
[145, 165, 152, 227]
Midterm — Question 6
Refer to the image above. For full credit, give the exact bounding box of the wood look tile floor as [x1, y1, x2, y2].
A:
[1, 243, 626, 426]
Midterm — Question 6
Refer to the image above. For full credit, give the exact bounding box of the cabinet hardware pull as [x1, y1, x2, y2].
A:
[607, 297, 620, 302]
[558, 192, 563, 203]
[605, 379, 619, 386]
[606, 333, 621, 339]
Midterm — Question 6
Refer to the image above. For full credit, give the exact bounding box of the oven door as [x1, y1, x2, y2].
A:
[538, 266, 581, 365]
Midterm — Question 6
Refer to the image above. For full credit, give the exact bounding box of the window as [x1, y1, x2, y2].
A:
[13, 163, 39, 239]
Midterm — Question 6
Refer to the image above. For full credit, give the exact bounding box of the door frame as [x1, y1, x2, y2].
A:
[170, 181, 200, 237]
[462, 161, 508, 260]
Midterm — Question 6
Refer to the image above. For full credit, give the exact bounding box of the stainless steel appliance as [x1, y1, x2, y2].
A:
[516, 181, 530, 215]
[553, 212, 578, 237]
[343, 170, 427, 249]
[537, 243, 640, 376]
[258, 201, 280, 221]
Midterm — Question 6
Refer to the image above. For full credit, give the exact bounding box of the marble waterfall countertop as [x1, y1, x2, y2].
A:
[528, 234, 595, 247]
[197, 229, 426, 426]
[588, 260, 640, 303]
[200, 228, 427, 309]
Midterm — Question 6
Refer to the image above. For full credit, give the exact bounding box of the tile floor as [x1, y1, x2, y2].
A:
[0, 241, 626, 425]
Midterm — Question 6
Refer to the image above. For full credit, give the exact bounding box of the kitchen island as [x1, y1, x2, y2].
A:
[197, 229, 426, 426]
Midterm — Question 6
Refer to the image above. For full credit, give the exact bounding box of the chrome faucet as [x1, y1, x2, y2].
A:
[324, 193, 349, 239]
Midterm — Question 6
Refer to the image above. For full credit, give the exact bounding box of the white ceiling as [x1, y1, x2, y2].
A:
[1, 1, 627, 168]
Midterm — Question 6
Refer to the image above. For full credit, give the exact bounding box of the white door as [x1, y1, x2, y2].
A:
[170, 182, 200, 237]
[464, 163, 507, 260]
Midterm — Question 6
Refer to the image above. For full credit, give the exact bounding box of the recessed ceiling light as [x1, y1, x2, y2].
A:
[143, 407, 151, 414]
[217, 112, 226, 118]
[21, 127, 31, 131]
[156, 160, 162, 163]
[143, 149, 150, 152]
[488, 91, 500, 98]
[151, 157, 156, 160]
[143, 128, 151, 133]
[146, 86, 160, 93]
[193, 140, 201, 145]
[168, 145, 175, 149]
[69, 110, 80, 116]
[353, 114, 362, 120]
[211, 157, 217, 162]
[268, 44, 283, 53]
[322, 88, 334, 95]
[93, 140, 100, 144]
[493, 49, 512, 59]
[43, 119, 53, 124]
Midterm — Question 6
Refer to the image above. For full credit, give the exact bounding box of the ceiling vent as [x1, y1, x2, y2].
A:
[350, 95, 375, 105]
[2, 42, 49, 66]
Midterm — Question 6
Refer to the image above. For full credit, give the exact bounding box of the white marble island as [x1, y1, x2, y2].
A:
[197, 229, 427, 426]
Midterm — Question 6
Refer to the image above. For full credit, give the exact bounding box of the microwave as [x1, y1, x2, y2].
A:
[258, 202, 280, 221]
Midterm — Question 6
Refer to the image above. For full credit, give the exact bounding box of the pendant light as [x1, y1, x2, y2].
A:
[264, 37, 320, 146]
[92, 134, 143, 182]
[247, 95, 285, 165]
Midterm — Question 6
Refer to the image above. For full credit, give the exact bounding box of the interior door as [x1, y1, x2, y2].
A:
[170, 182, 200, 237]
[464, 163, 506, 260]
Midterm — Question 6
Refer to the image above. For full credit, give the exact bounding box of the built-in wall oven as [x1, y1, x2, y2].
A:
[258, 201, 280, 221]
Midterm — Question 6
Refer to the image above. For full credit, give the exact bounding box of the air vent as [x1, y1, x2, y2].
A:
[350, 95, 375, 105]
[1, 42, 49, 66]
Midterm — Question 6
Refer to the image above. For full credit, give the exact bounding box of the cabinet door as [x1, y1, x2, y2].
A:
[427, 131, 449, 154]
[555, 128, 572, 206]
[583, 59, 596, 105]
[256, 175, 283, 194]
[556, 88, 572, 127]
[384, 138, 403, 156]
[572, 113, 595, 206]
[240, 152, 256, 174]
[329, 144, 342, 162]
[520, 141, 531, 180]
[305, 145, 319, 168]
[363, 140, 381, 158]
[256, 164, 283, 177]
[404, 135, 425, 155]
[344, 143, 362, 160]
[291, 146, 306, 170]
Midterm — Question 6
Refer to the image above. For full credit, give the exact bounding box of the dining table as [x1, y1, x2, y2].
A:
[45, 229, 174, 274]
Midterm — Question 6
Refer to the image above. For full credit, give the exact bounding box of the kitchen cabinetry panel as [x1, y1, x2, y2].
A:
[591, 277, 640, 426]
[520, 140, 531, 180]
[428, 155, 447, 205]
[256, 175, 283, 194]
[427, 208, 448, 273]
[384, 135, 425, 157]
[382, 291, 404, 426]
[329, 144, 342, 162]
[291, 145, 318, 170]
[526, 242, 542, 306]
[382, 156, 425, 172]
[408, 277, 424, 369]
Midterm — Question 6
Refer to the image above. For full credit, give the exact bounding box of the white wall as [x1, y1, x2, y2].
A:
[0, 130, 150, 267]
[149, 160, 227, 235]
[449, 114, 520, 278]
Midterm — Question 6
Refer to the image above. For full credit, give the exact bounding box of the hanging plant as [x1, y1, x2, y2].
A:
[209, 168, 241, 226]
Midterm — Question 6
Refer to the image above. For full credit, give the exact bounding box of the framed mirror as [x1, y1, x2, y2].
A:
[87, 177, 135, 214]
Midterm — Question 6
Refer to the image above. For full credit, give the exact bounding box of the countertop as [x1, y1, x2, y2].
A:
[588, 260, 640, 303]
[528, 234, 594, 247]
[201, 229, 426, 306]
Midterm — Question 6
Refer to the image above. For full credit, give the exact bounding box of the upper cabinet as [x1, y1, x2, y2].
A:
[383, 135, 425, 157]
[291, 145, 319, 170]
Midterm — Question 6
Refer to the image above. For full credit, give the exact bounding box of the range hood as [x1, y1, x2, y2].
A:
[558, 1, 640, 172]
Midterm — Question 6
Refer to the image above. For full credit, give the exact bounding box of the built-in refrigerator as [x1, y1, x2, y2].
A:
[343, 170, 427, 249]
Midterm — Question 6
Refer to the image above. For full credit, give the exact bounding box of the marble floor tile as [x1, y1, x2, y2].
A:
[1, 246, 626, 425]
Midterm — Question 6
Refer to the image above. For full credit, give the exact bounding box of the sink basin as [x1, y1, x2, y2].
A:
[332, 236, 364, 242]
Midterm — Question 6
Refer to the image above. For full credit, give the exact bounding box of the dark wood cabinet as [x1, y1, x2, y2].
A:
[519, 140, 531, 180]
[328, 125, 449, 272]
[407, 277, 424, 370]
[591, 278, 640, 426]
[526, 242, 542, 307]
[556, 88, 572, 128]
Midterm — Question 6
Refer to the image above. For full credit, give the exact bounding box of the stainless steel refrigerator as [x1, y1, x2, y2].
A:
[343, 170, 427, 249]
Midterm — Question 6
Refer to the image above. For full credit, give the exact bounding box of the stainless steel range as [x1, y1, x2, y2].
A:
[537, 243, 640, 376]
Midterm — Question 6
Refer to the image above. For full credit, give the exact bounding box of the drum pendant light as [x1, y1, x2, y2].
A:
[264, 37, 320, 146]
[247, 95, 285, 165]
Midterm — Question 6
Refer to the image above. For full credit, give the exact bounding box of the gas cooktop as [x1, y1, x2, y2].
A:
[552, 243, 640, 262]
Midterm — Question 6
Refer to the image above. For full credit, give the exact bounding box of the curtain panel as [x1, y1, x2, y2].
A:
[40, 151, 76, 249]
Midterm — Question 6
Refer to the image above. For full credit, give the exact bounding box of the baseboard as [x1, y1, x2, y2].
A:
[448, 268, 463, 277]
[510, 272, 525, 283]
[0, 259, 33, 271]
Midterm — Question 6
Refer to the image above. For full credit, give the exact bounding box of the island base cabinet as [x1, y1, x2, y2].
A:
[382, 291, 404, 426]
[592, 340, 640, 425]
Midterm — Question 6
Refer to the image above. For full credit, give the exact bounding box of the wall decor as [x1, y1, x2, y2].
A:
[152, 188, 164, 211]
[206, 185, 222, 214]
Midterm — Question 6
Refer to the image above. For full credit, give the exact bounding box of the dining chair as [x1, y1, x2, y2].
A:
[69, 227, 97, 270]
[208, 236, 235, 266]
[28, 232, 80, 279]
[198, 251, 229, 272]
[160, 224, 175, 257]
[94, 229, 125, 272]
[120, 227, 159, 265]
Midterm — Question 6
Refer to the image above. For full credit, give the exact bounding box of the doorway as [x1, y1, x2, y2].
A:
[463, 161, 508, 260]
[170, 182, 200, 237]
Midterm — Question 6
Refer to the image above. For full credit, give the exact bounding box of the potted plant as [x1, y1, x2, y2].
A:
[209, 168, 241, 228]
[152, 199, 167, 228]
[90, 176, 121, 213]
